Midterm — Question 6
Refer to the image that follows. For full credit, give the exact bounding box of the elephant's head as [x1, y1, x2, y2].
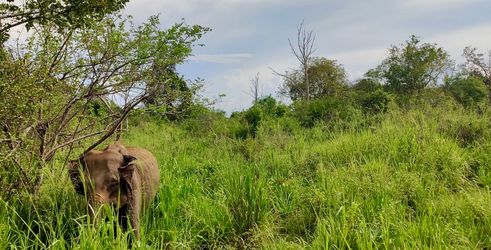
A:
[68, 142, 137, 211]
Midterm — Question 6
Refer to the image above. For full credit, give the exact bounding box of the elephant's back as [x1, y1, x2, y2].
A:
[127, 147, 160, 206]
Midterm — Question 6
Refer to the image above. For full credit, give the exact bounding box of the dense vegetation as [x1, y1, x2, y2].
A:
[2, 0, 491, 249]
[2, 96, 491, 248]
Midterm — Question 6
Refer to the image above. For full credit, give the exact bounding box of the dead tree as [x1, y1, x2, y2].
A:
[249, 73, 261, 104]
[289, 21, 316, 102]
[272, 21, 316, 102]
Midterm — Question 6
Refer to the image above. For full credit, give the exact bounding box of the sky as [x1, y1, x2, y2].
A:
[123, 0, 491, 113]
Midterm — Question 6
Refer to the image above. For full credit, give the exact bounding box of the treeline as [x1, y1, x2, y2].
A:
[153, 34, 491, 142]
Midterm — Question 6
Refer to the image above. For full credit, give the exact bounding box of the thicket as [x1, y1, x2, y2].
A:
[0, 12, 208, 196]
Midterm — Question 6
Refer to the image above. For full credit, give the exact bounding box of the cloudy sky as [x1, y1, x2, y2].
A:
[124, 0, 491, 113]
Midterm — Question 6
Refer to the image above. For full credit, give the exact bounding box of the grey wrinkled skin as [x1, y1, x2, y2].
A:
[68, 142, 160, 239]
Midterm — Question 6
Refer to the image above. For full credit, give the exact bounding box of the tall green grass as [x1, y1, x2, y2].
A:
[1, 105, 491, 248]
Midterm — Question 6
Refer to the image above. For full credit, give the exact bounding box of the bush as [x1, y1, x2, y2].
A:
[254, 96, 289, 117]
[352, 78, 383, 92]
[396, 87, 456, 110]
[445, 75, 488, 108]
[180, 105, 229, 136]
[357, 89, 393, 114]
[244, 106, 263, 136]
[237, 96, 290, 137]
[292, 97, 361, 127]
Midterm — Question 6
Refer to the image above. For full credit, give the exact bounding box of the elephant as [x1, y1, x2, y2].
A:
[68, 142, 160, 239]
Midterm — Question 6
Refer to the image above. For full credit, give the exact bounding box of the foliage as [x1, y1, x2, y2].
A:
[352, 77, 383, 92]
[394, 87, 456, 110]
[180, 104, 233, 136]
[445, 74, 488, 107]
[462, 47, 491, 103]
[2, 105, 491, 248]
[308, 58, 348, 97]
[240, 96, 289, 137]
[0, 0, 130, 43]
[351, 78, 393, 114]
[0, 15, 209, 194]
[279, 57, 348, 101]
[358, 89, 393, 114]
[143, 71, 203, 121]
[369, 35, 453, 94]
[292, 96, 361, 128]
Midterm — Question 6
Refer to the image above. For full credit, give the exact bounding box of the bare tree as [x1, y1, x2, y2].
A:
[289, 21, 316, 101]
[272, 21, 316, 101]
[248, 73, 261, 104]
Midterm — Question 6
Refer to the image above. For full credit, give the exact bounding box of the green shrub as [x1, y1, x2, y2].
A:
[255, 96, 289, 117]
[239, 96, 290, 137]
[358, 89, 393, 114]
[292, 96, 361, 127]
[396, 87, 457, 110]
[445, 75, 489, 108]
[244, 106, 263, 136]
[180, 105, 231, 136]
[352, 77, 383, 92]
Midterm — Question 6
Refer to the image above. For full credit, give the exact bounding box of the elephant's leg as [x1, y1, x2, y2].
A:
[118, 204, 130, 232]
[129, 205, 141, 239]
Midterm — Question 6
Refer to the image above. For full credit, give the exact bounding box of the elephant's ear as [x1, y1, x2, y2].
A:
[118, 155, 136, 193]
[68, 159, 85, 195]
[122, 154, 136, 165]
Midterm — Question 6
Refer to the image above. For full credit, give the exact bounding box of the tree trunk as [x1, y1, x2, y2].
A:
[304, 63, 309, 102]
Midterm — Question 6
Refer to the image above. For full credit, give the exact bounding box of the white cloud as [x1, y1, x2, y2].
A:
[124, 0, 299, 20]
[329, 47, 388, 80]
[331, 47, 387, 67]
[203, 55, 297, 112]
[124, 1, 194, 16]
[191, 53, 253, 63]
[404, 0, 484, 9]
[430, 22, 491, 63]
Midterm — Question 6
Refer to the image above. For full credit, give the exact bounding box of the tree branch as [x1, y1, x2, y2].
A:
[82, 94, 149, 155]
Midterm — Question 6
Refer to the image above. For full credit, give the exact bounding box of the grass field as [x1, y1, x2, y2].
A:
[1, 104, 491, 249]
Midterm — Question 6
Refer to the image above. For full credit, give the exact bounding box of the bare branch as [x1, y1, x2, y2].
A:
[82, 94, 149, 155]
[287, 21, 316, 101]
[48, 30, 73, 75]
[247, 72, 260, 104]
[43, 130, 104, 160]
